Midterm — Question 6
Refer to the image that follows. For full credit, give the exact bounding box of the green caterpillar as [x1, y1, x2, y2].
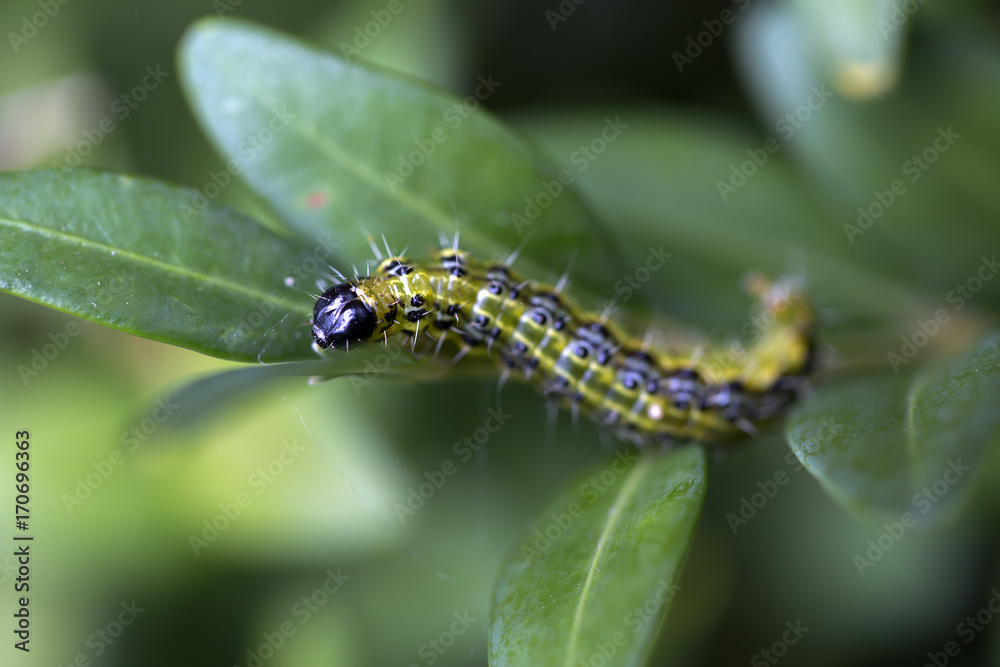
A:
[311, 247, 815, 446]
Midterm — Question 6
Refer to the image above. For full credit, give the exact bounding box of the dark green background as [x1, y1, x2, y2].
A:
[2, 1, 1000, 666]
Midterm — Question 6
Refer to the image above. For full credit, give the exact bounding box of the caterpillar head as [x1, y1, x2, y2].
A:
[312, 283, 379, 350]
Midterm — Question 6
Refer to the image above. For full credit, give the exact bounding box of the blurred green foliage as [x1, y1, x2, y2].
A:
[3, 1, 1000, 666]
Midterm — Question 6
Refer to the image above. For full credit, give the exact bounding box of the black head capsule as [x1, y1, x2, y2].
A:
[312, 283, 378, 350]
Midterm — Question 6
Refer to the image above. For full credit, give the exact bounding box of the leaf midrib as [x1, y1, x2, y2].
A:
[564, 456, 653, 667]
[0, 215, 311, 316]
[216, 51, 497, 254]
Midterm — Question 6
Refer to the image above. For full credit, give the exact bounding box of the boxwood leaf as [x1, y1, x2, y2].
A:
[153, 349, 421, 431]
[490, 445, 707, 667]
[0, 168, 325, 362]
[178, 18, 627, 296]
[785, 331, 1000, 524]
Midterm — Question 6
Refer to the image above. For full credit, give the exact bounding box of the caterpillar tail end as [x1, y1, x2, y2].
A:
[738, 272, 816, 394]
[742, 272, 813, 330]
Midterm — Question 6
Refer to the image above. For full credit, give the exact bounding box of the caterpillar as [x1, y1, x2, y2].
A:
[310, 245, 815, 446]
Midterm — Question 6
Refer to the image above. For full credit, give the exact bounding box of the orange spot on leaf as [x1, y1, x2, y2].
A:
[305, 191, 328, 209]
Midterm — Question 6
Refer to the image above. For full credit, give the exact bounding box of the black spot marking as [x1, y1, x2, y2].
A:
[446, 304, 460, 316]
[584, 322, 611, 337]
[488, 282, 505, 295]
[474, 314, 490, 328]
[530, 308, 550, 326]
[449, 267, 467, 277]
[381, 259, 413, 276]
[533, 292, 562, 308]
[769, 376, 803, 392]
[406, 309, 426, 323]
[434, 319, 451, 330]
[544, 375, 571, 397]
[377, 303, 398, 336]
[410, 294, 424, 307]
[627, 350, 655, 364]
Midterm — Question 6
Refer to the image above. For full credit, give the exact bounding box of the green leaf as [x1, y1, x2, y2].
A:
[782, 0, 906, 98]
[0, 168, 324, 362]
[735, 12, 1000, 307]
[154, 349, 418, 431]
[177, 18, 627, 297]
[321, 0, 465, 88]
[490, 445, 707, 667]
[515, 110, 922, 326]
[785, 331, 1000, 525]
